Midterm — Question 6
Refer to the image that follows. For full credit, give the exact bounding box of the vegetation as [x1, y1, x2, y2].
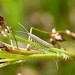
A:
[0, 0, 75, 75]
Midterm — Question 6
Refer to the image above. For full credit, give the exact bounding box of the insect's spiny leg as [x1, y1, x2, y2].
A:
[26, 27, 33, 50]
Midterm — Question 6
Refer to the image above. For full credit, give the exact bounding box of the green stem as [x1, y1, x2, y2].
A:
[50, 48, 75, 57]
[0, 35, 44, 48]
[0, 52, 73, 61]
[32, 27, 49, 34]
[0, 59, 16, 62]
[11, 33, 19, 49]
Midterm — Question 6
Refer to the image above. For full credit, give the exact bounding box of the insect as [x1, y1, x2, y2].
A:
[18, 22, 53, 48]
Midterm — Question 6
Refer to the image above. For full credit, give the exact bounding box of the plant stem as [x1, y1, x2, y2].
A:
[0, 52, 73, 61]
[11, 33, 19, 49]
[50, 48, 75, 57]
[0, 59, 15, 62]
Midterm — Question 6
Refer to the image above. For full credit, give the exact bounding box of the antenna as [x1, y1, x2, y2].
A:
[18, 22, 29, 33]
[14, 30, 27, 34]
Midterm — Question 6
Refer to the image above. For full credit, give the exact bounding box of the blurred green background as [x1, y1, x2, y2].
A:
[0, 0, 75, 75]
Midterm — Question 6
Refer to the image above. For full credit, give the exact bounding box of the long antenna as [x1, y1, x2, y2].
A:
[18, 22, 29, 33]
[14, 30, 27, 34]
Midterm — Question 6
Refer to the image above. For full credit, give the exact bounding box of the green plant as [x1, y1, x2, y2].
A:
[0, 16, 75, 75]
